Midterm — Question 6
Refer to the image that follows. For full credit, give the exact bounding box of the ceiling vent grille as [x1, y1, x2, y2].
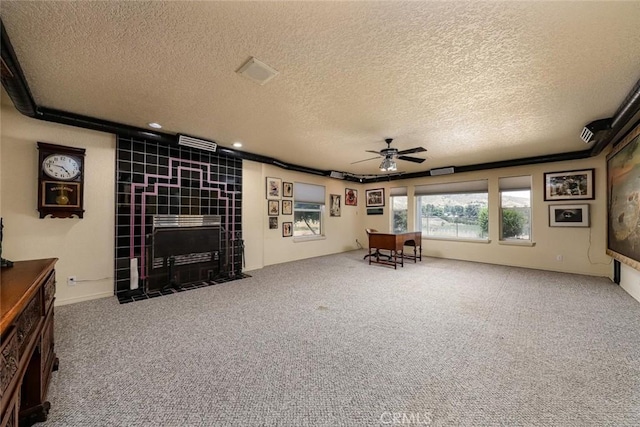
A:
[580, 118, 611, 143]
[178, 134, 217, 152]
[430, 167, 455, 176]
[237, 57, 279, 85]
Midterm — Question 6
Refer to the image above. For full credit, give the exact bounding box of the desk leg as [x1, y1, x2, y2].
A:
[369, 248, 372, 265]
[419, 244, 422, 261]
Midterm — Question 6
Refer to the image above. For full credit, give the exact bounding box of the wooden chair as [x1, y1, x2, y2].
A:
[363, 228, 391, 260]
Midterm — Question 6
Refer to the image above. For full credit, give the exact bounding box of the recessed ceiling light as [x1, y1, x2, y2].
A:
[148, 122, 162, 129]
[233, 142, 243, 148]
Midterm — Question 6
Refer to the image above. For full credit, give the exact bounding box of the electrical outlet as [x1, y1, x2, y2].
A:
[556, 255, 563, 262]
[67, 276, 77, 286]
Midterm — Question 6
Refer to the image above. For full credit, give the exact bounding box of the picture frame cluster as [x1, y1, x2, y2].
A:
[543, 169, 594, 228]
[266, 177, 294, 236]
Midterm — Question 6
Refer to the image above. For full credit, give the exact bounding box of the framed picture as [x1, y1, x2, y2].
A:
[268, 217, 278, 229]
[283, 182, 293, 198]
[330, 194, 341, 217]
[282, 199, 292, 215]
[544, 169, 594, 201]
[268, 200, 279, 216]
[266, 177, 282, 199]
[282, 221, 293, 237]
[607, 123, 640, 270]
[345, 188, 357, 206]
[366, 188, 385, 207]
[549, 204, 589, 227]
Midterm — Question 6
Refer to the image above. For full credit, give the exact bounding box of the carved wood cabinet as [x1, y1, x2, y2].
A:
[1, 259, 58, 427]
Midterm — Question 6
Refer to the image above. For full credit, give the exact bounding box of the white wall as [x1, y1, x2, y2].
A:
[3, 94, 638, 304]
[242, 162, 360, 270]
[1, 101, 115, 305]
[361, 155, 612, 277]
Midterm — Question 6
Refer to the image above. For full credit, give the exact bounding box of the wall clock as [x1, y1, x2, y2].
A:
[37, 142, 86, 218]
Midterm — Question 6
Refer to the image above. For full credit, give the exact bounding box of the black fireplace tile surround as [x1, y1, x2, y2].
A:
[115, 136, 244, 301]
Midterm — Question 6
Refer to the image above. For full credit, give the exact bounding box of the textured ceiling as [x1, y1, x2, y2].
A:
[2, 1, 640, 175]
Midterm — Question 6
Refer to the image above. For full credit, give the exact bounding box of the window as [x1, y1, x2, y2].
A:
[499, 176, 531, 241]
[293, 182, 325, 238]
[415, 180, 488, 239]
[390, 187, 408, 232]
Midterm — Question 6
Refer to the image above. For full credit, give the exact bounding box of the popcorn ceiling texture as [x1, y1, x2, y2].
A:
[2, 1, 640, 174]
[45, 251, 640, 426]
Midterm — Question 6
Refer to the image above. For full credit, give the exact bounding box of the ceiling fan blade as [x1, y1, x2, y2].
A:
[350, 156, 382, 165]
[365, 150, 382, 155]
[396, 147, 427, 155]
[397, 155, 426, 164]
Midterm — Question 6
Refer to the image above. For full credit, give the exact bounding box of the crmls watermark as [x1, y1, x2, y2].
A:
[379, 411, 433, 425]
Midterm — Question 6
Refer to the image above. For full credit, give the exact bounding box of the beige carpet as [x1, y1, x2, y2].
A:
[44, 251, 640, 426]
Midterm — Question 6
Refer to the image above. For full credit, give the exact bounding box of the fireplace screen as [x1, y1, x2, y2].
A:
[146, 215, 225, 292]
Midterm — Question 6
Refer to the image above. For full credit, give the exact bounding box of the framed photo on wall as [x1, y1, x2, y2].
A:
[282, 222, 293, 237]
[268, 200, 279, 216]
[266, 177, 282, 199]
[345, 188, 357, 206]
[366, 188, 385, 207]
[330, 194, 341, 217]
[543, 169, 594, 201]
[282, 199, 292, 215]
[549, 204, 589, 227]
[269, 217, 278, 229]
[283, 182, 293, 197]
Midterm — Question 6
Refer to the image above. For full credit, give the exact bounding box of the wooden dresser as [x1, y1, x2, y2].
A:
[1, 259, 58, 427]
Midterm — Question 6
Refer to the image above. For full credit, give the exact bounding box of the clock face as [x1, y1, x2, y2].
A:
[42, 154, 81, 180]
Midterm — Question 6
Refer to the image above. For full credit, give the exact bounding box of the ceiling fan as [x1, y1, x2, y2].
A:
[351, 138, 427, 171]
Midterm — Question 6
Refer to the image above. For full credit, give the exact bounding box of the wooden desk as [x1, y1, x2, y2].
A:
[367, 231, 422, 269]
[1, 258, 58, 427]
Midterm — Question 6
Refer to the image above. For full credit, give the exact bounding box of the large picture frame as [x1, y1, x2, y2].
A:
[607, 123, 640, 270]
[549, 204, 589, 227]
[365, 188, 385, 207]
[543, 169, 594, 201]
[266, 177, 282, 200]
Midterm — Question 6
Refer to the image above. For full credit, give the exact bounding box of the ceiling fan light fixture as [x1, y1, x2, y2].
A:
[379, 158, 397, 171]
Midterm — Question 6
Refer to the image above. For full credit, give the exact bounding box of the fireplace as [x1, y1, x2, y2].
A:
[146, 215, 225, 292]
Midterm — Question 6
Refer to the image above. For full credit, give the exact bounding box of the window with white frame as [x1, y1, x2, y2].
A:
[415, 180, 489, 239]
[390, 187, 408, 232]
[293, 182, 325, 237]
[499, 176, 532, 241]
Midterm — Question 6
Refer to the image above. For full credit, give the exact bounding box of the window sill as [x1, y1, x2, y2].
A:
[498, 240, 536, 247]
[293, 235, 326, 243]
[424, 236, 491, 244]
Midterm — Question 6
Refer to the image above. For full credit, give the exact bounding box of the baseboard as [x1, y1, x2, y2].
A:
[55, 291, 113, 306]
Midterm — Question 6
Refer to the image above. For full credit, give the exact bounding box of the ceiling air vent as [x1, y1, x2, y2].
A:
[178, 134, 217, 153]
[236, 57, 279, 85]
[580, 118, 611, 143]
[430, 167, 455, 176]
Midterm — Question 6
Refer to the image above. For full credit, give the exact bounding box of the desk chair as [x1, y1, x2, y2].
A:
[363, 228, 392, 260]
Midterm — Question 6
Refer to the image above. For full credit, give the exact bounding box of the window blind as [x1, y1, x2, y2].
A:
[499, 176, 531, 191]
[390, 186, 407, 197]
[294, 182, 325, 204]
[414, 180, 488, 196]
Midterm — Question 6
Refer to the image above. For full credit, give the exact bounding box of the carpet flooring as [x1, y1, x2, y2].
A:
[43, 251, 640, 426]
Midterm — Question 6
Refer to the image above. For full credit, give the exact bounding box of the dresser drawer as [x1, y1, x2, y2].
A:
[43, 272, 56, 313]
[0, 327, 18, 418]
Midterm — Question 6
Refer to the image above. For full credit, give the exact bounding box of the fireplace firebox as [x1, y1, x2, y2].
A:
[146, 215, 226, 292]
